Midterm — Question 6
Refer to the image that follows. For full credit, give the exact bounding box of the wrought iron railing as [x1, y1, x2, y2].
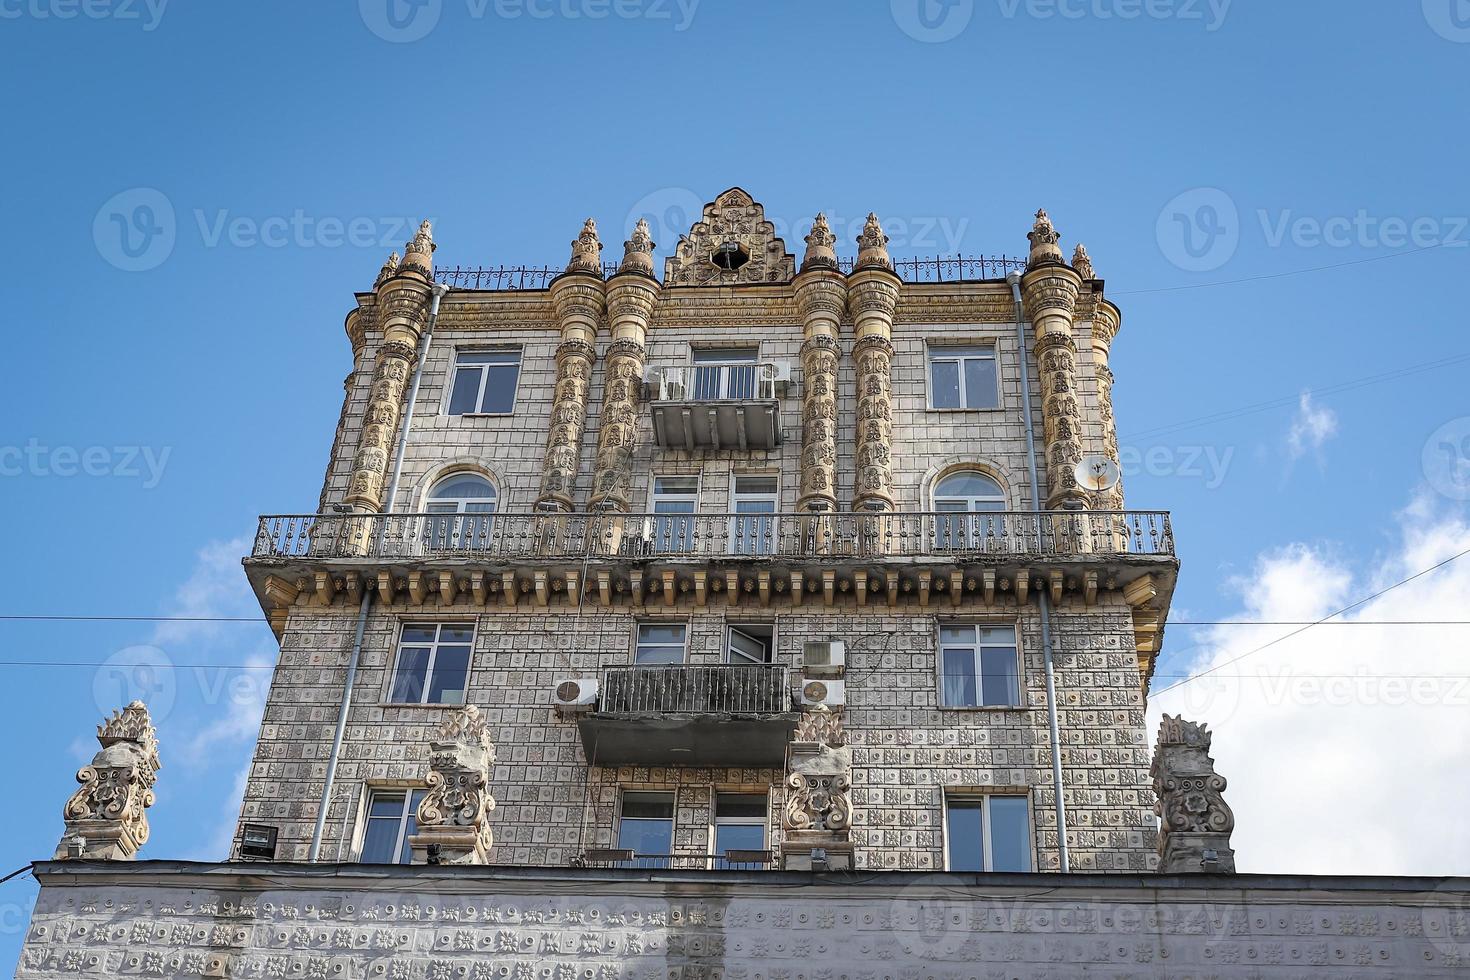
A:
[649, 361, 784, 402]
[600, 664, 791, 716]
[251, 510, 1174, 562]
[576, 849, 775, 871]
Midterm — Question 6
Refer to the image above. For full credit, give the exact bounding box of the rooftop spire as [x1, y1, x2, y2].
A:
[374, 251, 400, 288]
[801, 212, 838, 272]
[566, 218, 603, 277]
[854, 212, 892, 272]
[618, 217, 656, 276]
[1072, 242, 1095, 279]
[400, 219, 436, 275]
[1027, 209, 1063, 267]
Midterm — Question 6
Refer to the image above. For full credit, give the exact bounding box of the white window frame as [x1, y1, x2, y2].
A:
[634, 621, 689, 665]
[932, 470, 1007, 550]
[649, 475, 700, 553]
[386, 622, 475, 705]
[725, 622, 775, 665]
[444, 348, 523, 416]
[691, 347, 761, 400]
[711, 791, 769, 868]
[943, 793, 1034, 872]
[616, 789, 677, 868]
[936, 622, 1022, 708]
[927, 343, 1000, 411]
[729, 475, 780, 554]
[359, 788, 426, 865]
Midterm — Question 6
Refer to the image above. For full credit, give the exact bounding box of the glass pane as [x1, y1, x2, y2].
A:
[734, 477, 778, 495]
[368, 792, 406, 818]
[728, 629, 770, 664]
[980, 646, 1020, 706]
[389, 647, 430, 703]
[930, 359, 961, 409]
[715, 824, 766, 868]
[932, 346, 991, 358]
[980, 626, 1017, 644]
[402, 625, 437, 644]
[635, 644, 685, 666]
[457, 351, 518, 364]
[940, 625, 976, 643]
[431, 475, 496, 500]
[360, 816, 401, 864]
[693, 348, 758, 363]
[427, 645, 471, 704]
[621, 792, 675, 819]
[946, 800, 984, 872]
[988, 797, 1031, 872]
[447, 367, 482, 415]
[399, 790, 426, 865]
[477, 363, 520, 413]
[654, 477, 698, 495]
[638, 624, 686, 645]
[941, 648, 978, 707]
[441, 625, 474, 643]
[963, 356, 999, 409]
[936, 471, 1002, 498]
[716, 794, 768, 819]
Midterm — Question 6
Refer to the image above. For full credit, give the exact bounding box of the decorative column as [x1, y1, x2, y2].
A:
[538, 220, 607, 511]
[793, 213, 845, 515]
[1078, 243, 1126, 512]
[1021, 210, 1088, 511]
[780, 705, 854, 871]
[846, 213, 900, 513]
[55, 701, 161, 861]
[589, 219, 658, 513]
[409, 705, 496, 865]
[1151, 715, 1237, 873]
[343, 221, 435, 517]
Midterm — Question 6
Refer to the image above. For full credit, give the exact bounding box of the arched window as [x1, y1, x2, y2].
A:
[933, 470, 1005, 550]
[426, 473, 497, 549]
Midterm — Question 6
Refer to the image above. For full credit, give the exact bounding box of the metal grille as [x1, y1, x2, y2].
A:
[599, 665, 791, 716]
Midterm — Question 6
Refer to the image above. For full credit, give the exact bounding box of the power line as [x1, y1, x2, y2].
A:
[1112, 242, 1456, 296]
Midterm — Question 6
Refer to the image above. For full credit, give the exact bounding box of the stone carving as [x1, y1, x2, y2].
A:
[794, 702, 846, 746]
[1027, 208, 1063, 267]
[619, 218, 656, 277]
[373, 251, 399, 288]
[565, 218, 603, 276]
[846, 212, 900, 515]
[854, 212, 893, 271]
[1091, 297, 1125, 511]
[401, 219, 435, 274]
[408, 705, 496, 866]
[800, 212, 838, 271]
[794, 244, 845, 513]
[1072, 242, 1095, 279]
[56, 701, 161, 861]
[1152, 715, 1236, 874]
[1021, 210, 1087, 510]
[781, 705, 854, 870]
[663, 187, 796, 286]
[539, 244, 606, 510]
[589, 263, 656, 510]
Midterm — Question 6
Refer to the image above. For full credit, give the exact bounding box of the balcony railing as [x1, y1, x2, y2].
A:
[599, 664, 791, 716]
[252, 510, 1174, 562]
[576, 849, 775, 871]
[649, 362, 784, 402]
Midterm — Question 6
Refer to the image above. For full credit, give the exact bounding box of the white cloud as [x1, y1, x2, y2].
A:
[1286, 391, 1338, 461]
[1148, 493, 1470, 875]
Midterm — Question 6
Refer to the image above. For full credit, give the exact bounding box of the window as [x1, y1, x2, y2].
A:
[388, 623, 473, 704]
[635, 623, 687, 665]
[425, 473, 497, 549]
[713, 793, 768, 869]
[692, 347, 759, 400]
[933, 470, 1006, 549]
[946, 795, 1032, 872]
[726, 623, 774, 664]
[928, 345, 999, 410]
[448, 349, 521, 415]
[360, 789, 427, 864]
[730, 476, 779, 555]
[617, 791, 675, 868]
[650, 476, 698, 553]
[938, 624, 1020, 708]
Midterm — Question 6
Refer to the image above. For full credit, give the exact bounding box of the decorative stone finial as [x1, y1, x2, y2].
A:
[1027, 208, 1064, 267]
[801, 213, 838, 272]
[401, 219, 436, 275]
[408, 704, 496, 865]
[1072, 242, 1095, 280]
[374, 251, 400, 288]
[618, 218, 656, 276]
[794, 702, 846, 746]
[854, 212, 893, 272]
[566, 218, 604, 277]
[1151, 715, 1237, 874]
[56, 701, 161, 861]
[781, 705, 855, 871]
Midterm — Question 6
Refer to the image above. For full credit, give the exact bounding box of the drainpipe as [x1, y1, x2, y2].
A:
[309, 281, 449, 861]
[1007, 269, 1070, 874]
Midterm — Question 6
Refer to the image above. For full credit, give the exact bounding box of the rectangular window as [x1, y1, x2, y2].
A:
[650, 476, 698, 553]
[713, 792, 768, 869]
[938, 624, 1020, 708]
[692, 347, 760, 400]
[360, 789, 426, 865]
[928, 345, 998, 410]
[447, 349, 522, 415]
[388, 623, 473, 705]
[731, 476, 779, 555]
[635, 622, 688, 665]
[946, 795, 1032, 872]
[726, 623, 774, 664]
[617, 791, 675, 869]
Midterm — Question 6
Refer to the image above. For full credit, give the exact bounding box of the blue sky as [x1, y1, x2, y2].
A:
[3, 0, 1469, 968]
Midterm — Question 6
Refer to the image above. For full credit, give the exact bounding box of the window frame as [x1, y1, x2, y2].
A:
[935, 621, 1023, 709]
[729, 474, 780, 555]
[649, 474, 700, 554]
[943, 792, 1034, 872]
[385, 621, 475, 706]
[358, 787, 427, 865]
[711, 791, 769, 869]
[725, 622, 776, 665]
[691, 346, 762, 400]
[616, 789, 676, 869]
[633, 620, 689, 666]
[926, 342, 1001, 412]
[443, 347, 523, 417]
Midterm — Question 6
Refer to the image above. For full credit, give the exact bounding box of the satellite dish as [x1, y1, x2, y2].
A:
[1075, 455, 1121, 493]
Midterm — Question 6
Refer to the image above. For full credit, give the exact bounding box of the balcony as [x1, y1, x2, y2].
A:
[575, 664, 796, 768]
[575, 849, 775, 870]
[646, 361, 786, 451]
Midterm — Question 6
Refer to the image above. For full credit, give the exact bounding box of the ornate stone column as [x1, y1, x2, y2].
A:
[409, 705, 496, 865]
[343, 221, 435, 517]
[537, 220, 607, 511]
[1021, 210, 1088, 511]
[793, 214, 845, 515]
[846, 213, 900, 514]
[589, 220, 658, 514]
[55, 701, 161, 861]
[780, 705, 854, 871]
[1080, 243, 1127, 513]
[1151, 715, 1237, 873]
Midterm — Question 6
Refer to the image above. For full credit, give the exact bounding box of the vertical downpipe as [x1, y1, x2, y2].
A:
[1007, 270, 1071, 874]
[309, 282, 449, 861]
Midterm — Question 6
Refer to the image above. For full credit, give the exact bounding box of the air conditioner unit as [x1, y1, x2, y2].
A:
[660, 367, 687, 401]
[552, 677, 599, 713]
[799, 677, 846, 709]
[802, 641, 846, 678]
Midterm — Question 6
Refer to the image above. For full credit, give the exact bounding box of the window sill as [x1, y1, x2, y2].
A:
[447, 412, 517, 419]
[936, 704, 1029, 713]
[924, 406, 1006, 414]
[377, 701, 470, 710]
